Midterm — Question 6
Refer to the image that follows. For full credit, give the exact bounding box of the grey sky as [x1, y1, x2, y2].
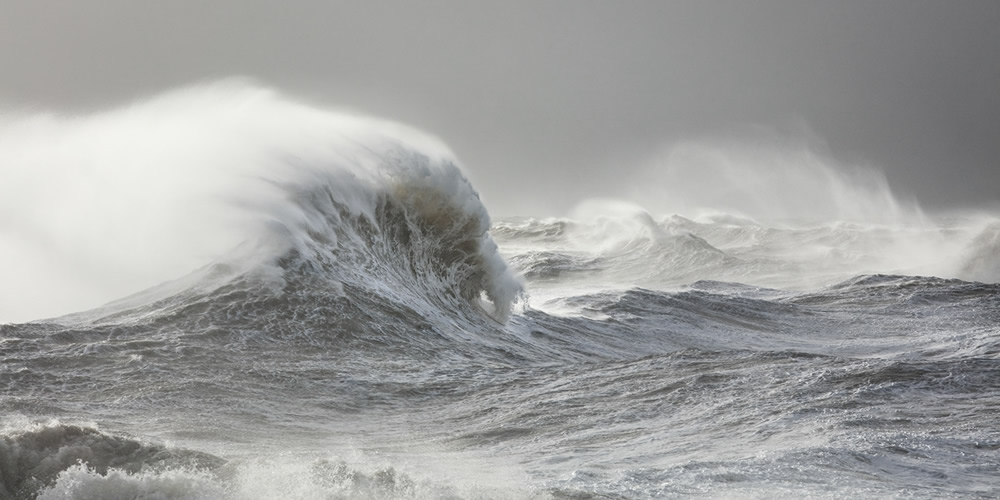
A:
[2, 0, 998, 216]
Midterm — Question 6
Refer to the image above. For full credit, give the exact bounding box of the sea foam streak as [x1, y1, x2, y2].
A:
[0, 81, 520, 324]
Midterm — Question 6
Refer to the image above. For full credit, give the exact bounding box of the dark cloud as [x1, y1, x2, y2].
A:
[2, 0, 997, 215]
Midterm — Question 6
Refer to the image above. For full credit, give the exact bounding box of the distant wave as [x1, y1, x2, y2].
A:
[494, 202, 1000, 301]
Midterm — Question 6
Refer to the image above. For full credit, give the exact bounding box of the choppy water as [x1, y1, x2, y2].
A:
[2, 84, 999, 499]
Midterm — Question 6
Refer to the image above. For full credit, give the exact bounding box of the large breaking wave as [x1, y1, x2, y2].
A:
[0, 81, 521, 325]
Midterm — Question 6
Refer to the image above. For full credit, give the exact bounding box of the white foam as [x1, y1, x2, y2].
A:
[34, 453, 540, 500]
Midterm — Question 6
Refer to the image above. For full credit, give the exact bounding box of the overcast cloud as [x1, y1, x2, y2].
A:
[1, 0, 997, 216]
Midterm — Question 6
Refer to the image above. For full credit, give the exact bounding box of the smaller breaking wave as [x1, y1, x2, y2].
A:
[0, 421, 534, 500]
[33, 459, 423, 500]
[0, 422, 223, 499]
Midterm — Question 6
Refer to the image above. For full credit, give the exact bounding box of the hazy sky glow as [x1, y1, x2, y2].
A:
[1, 0, 998, 216]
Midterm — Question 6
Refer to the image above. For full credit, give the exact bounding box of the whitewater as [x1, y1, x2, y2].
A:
[1, 83, 998, 499]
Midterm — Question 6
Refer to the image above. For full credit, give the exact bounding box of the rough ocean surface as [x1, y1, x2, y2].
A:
[1, 84, 999, 499]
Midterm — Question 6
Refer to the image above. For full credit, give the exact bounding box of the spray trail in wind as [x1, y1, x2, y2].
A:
[630, 138, 924, 225]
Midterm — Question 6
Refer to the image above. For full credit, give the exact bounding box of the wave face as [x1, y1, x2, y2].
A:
[2, 83, 1000, 499]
